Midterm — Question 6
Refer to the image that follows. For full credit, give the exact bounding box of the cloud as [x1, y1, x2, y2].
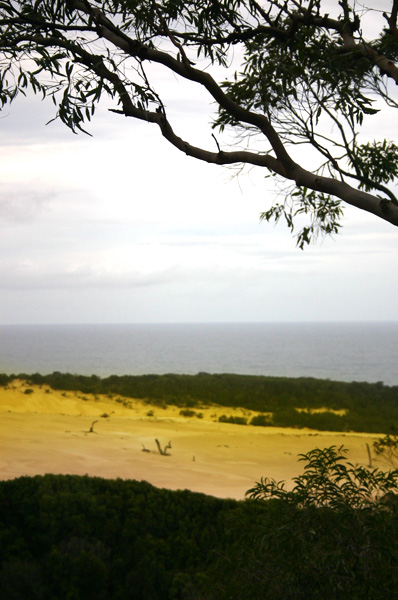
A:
[0, 227, 296, 291]
[0, 21, 397, 326]
[0, 259, 178, 290]
[0, 185, 54, 222]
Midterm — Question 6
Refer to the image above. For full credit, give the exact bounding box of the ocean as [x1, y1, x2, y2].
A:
[0, 322, 397, 386]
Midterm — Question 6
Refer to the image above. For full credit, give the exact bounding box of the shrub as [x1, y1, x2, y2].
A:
[203, 446, 398, 600]
[250, 414, 272, 427]
[218, 415, 247, 425]
[373, 427, 398, 468]
[179, 409, 196, 417]
[246, 445, 398, 508]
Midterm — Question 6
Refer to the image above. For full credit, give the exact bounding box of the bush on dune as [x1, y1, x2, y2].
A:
[202, 446, 398, 600]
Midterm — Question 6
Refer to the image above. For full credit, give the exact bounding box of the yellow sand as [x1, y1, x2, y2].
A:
[0, 380, 385, 500]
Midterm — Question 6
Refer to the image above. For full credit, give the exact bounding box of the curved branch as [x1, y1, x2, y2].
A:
[68, 0, 297, 174]
[3, 1, 398, 230]
[341, 39, 398, 84]
[113, 103, 398, 227]
[110, 105, 286, 173]
[175, 23, 291, 46]
[292, 166, 398, 226]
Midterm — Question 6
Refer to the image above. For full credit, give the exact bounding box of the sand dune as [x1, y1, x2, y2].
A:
[0, 380, 383, 499]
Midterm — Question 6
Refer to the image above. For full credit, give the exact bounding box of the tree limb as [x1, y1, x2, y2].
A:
[2, 0, 398, 236]
[112, 104, 398, 226]
[384, 0, 398, 37]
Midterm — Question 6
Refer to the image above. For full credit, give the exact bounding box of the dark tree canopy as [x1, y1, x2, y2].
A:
[1, 0, 398, 246]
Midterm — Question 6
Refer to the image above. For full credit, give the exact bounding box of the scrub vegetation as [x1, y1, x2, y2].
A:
[1, 372, 397, 433]
[1, 446, 398, 600]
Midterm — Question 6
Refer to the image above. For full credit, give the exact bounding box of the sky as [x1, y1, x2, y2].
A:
[1, 3, 397, 325]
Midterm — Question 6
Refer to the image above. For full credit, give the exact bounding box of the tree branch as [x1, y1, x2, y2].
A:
[2, 0, 398, 232]
[110, 105, 286, 173]
[68, 0, 297, 174]
[384, 0, 398, 37]
[176, 8, 398, 85]
[111, 104, 398, 227]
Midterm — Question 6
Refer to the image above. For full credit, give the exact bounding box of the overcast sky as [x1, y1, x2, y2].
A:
[1, 3, 397, 325]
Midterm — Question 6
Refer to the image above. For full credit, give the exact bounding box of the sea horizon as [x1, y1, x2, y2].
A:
[1, 321, 397, 386]
[2, 319, 397, 325]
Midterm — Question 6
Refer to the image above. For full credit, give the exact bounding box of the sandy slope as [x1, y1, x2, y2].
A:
[0, 380, 383, 500]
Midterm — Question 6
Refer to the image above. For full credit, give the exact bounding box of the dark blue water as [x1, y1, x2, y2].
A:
[0, 322, 397, 385]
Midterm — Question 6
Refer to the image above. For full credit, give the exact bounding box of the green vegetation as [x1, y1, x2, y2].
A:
[218, 415, 247, 425]
[0, 475, 237, 600]
[247, 445, 398, 508]
[250, 414, 273, 427]
[1, 447, 398, 599]
[2, 372, 397, 433]
[373, 428, 398, 468]
[179, 409, 203, 419]
[205, 447, 398, 600]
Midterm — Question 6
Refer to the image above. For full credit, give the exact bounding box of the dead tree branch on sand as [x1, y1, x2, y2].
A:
[155, 439, 172, 456]
[83, 420, 98, 434]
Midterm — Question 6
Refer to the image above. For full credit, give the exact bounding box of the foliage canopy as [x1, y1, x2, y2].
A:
[373, 427, 398, 467]
[2, 447, 398, 599]
[246, 445, 398, 508]
[208, 446, 398, 599]
[1, 0, 398, 246]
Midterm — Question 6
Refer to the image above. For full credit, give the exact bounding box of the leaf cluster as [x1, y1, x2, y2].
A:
[261, 188, 343, 249]
[373, 427, 398, 468]
[247, 445, 398, 509]
[353, 140, 398, 192]
[203, 445, 398, 600]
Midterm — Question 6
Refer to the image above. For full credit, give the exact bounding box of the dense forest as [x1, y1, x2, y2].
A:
[1, 372, 397, 433]
[1, 447, 398, 600]
[0, 474, 234, 600]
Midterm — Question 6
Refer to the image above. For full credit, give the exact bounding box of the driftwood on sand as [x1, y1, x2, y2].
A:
[141, 440, 172, 456]
[155, 439, 172, 456]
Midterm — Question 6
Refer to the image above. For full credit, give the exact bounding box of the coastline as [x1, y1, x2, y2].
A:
[0, 380, 384, 500]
